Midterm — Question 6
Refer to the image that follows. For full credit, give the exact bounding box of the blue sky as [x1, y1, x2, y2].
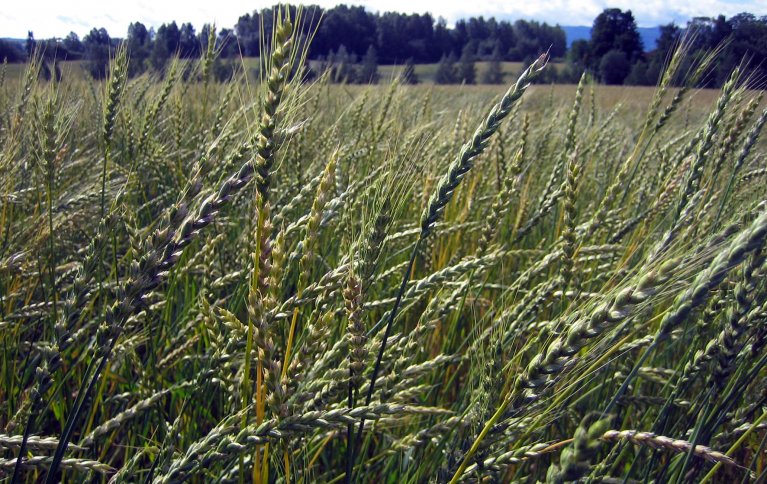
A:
[1, 0, 764, 39]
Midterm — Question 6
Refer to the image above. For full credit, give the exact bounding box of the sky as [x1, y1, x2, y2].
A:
[1, 0, 764, 39]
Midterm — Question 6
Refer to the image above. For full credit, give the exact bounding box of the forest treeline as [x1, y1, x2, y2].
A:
[0, 4, 765, 86]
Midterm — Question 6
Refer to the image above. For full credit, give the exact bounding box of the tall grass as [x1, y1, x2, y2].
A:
[1, 12, 767, 483]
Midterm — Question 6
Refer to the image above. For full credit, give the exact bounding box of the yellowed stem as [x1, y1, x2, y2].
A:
[283, 307, 300, 379]
[254, 360, 263, 482]
[284, 449, 292, 482]
[700, 410, 766, 483]
[448, 393, 512, 484]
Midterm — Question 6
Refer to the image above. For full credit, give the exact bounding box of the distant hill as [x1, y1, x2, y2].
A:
[562, 26, 661, 52]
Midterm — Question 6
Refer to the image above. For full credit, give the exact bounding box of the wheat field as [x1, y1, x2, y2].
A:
[2, 10, 767, 483]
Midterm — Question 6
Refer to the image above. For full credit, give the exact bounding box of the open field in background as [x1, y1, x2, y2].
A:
[204, 57, 566, 84]
[1, 59, 564, 85]
[1, 60, 86, 80]
[2, 58, 758, 118]
[3, 58, 758, 123]
[379, 61, 526, 84]
[3, 21, 767, 483]
[377, 61, 570, 84]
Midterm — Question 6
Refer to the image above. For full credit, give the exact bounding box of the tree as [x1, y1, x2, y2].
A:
[557, 63, 586, 84]
[313, 5, 376, 59]
[624, 60, 650, 85]
[151, 22, 181, 71]
[53, 60, 62, 82]
[199, 24, 214, 57]
[358, 45, 380, 83]
[0, 39, 25, 63]
[179, 23, 200, 58]
[36, 39, 61, 64]
[40, 62, 52, 81]
[25, 32, 36, 59]
[508, 20, 566, 61]
[721, 13, 767, 86]
[568, 39, 591, 69]
[655, 23, 680, 58]
[644, 60, 662, 87]
[62, 32, 84, 60]
[482, 43, 504, 84]
[150, 23, 175, 71]
[458, 44, 476, 84]
[433, 18, 453, 61]
[590, 9, 643, 67]
[212, 58, 237, 82]
[127, 22, 151, 76]
[83, 28, 112, 79]
[149, 38, 169, 72]
[599, 49, 631, 85]
[217, 28, 238, 59]
[328, 45, 356, 83]
[642, 22, 680, 86]
[235, 12, 261, 56]
[162, 22, 181, 55]
[400, 57, 419, 84]
[435, 53, 457, 84]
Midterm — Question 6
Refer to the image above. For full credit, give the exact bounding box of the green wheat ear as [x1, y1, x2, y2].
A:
[355, 52, 549, 480]
[4, 12, 767, 484]
[420, 52, 548, 238]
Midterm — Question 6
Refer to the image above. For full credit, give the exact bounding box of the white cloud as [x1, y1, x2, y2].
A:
[0, 0, 764, 39]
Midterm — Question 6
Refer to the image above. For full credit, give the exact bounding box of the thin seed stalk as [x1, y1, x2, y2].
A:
[354, 53, 548, 478]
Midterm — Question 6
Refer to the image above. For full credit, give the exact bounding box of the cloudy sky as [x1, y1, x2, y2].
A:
[1, 0, 764, 39]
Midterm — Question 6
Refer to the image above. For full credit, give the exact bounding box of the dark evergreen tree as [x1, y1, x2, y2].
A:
[35, 3, 767, 89]
[235, 12, 261, 56]
[458, 44, 476, 84]
[358, 45, 380, 83]
[509, 20, 566, 61]
[150, 22, 181, 71]
[83, 28, 112, 79]
[150, 21, 181, 71]
[329, 45, 356, 83]
[217, 29, 239, 59]
[63, 32, 84, 60]
[0, 40, 25, 63]
[53, 60, 62, 82]
[400, 57, 419, 84]
[40, 62, 51, 81]
[494, 21, 517, 59]
[199, 23, 214, 55]
[314, 5, 376, 58]
[212, 58, 237, 82]
[25, 32, 36, 59]
[162, 21, 181, 55]
[482, 43, 504, 84]
[228, 5, 560, 66]
[435, 53, 457, 84]
[127, 22, 151, 76]
[179, 23, 200, 58]
[149, 38, 170, 72]
[433, 18, 453, 61]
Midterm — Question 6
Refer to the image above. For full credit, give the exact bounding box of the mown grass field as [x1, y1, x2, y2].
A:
[2, 14, 767, 483]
